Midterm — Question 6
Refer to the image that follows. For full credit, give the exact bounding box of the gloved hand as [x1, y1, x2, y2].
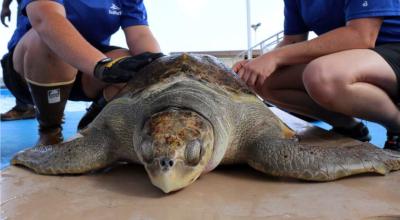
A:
[94, 52, 165, 83]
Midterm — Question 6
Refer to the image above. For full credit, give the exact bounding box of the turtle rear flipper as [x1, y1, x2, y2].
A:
[246, 138, 400, 181]
[12, 129, 117, 175]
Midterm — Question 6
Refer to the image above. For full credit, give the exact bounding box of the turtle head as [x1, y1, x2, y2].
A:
[138, 108, 214, 193]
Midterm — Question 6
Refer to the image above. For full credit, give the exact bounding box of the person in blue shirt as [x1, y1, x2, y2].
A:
[2, 0, 163, 146]
[233, 0, 400, 151]
[1, 0, 36, 121]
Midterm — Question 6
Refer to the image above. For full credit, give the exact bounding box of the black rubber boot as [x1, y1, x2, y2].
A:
[384, 132, 400, 152]
[27, 81, 73, 146]
[77, 94, 107, 131]
[331, 122, 371, 142]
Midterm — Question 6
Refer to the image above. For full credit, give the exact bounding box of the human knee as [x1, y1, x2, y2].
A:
[303, 59, 345, 107]
[23, 31, 56, 63]
[15, 30, 76, 81]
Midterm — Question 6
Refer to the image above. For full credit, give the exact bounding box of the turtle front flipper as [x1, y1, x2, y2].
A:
[11, 129, 116, 175]
[246, 138, 400, 181]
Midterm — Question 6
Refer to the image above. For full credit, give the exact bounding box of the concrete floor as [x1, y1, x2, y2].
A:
[1, 108, 400, 220]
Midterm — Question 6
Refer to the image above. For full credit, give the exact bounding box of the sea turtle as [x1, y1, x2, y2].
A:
[12, 53, 400, 193]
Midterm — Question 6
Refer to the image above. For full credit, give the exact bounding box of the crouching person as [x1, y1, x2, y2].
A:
[8, 0, 163, 146]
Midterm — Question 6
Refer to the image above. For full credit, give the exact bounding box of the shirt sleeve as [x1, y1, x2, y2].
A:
[283, 0, 308, 35]
[345, 0, 400, 21]
[120, 0, 148, 29]
[20, 0, 64, 16]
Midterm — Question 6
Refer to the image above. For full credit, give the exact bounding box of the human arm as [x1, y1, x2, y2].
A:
[1, 0, 12, 27]
[232, 33, 307, 73]
[276, 33, 308, 48]
[267, 18, 382, 66]
[93, 25, 163, 83]
[124, 25, 161, 55]
[236, 18, 383, 89]
[91, 0, 164, 83]
[26, 1, 106, 76]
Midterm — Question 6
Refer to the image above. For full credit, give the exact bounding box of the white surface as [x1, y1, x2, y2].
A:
[0, 1, 286, 69]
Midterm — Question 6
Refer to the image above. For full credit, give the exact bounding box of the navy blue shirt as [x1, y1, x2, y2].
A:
[7, 0, 148, 50]
[284, 0, 400, 45]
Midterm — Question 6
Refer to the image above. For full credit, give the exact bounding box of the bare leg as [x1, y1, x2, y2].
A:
[13, 29, 132, 101]
[13, 29, 76, 145]
[303, 49, 400, 132]
[13, 29, 76, 83]
[12, 29, 138, 139]
[260, 64, 360, 128]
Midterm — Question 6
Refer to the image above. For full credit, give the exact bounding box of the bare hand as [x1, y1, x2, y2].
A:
[232, 59, 249, 73]
[1, 7, 11, 27]
[232, 54, 279, 90]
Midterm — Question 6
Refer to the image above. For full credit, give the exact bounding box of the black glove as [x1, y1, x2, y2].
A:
[94, 52, 165, 83]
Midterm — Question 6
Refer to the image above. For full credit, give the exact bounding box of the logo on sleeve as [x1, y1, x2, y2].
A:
[109, 3, 122, 16]
[362, 1, 368, 7]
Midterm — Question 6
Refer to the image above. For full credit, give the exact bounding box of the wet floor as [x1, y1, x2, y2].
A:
[1, 90, 398, 220]
[0, 109, 400, 220]
[2, 163, 400, 220]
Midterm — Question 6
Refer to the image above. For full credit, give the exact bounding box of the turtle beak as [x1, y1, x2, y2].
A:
[147, 157, 185, 193]
[149, 171, 183, 193]
[145, 159, 201, 193]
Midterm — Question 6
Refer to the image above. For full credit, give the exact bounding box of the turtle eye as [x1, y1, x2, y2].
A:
[185, 139, 202, 166]
[141, 137, 154, 163]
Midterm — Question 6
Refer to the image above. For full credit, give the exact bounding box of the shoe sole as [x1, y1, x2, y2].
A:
[0, 115, 36, 121]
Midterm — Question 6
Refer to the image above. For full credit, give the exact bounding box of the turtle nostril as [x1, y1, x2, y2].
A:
[160, 157, 174, 169]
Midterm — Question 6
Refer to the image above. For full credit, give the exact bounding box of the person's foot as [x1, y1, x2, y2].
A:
[331, 122, 371, 142]
[0, 105, 36, 121]
[36, 126, 63, 146]
[384, 132, 400, 152]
